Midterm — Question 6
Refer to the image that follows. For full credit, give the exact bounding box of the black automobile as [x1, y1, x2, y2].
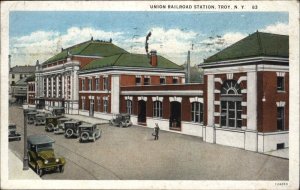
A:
[54, 117, 72, 134]
[78, 123, 102, 143]
[51, 107, 65, 117]
[45, 116, 63, 132]
[64, 120, 82, 138]
[27, 111, 38, 124]
[35, 113, 47, 126]
[9, 124, 21, 141]
[109, 114, 132, 128]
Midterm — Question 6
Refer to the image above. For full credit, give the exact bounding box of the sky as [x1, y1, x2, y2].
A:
[9, 11, 288, 67]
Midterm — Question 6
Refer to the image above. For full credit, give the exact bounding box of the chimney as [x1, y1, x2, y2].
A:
[150, 50, 157, 67]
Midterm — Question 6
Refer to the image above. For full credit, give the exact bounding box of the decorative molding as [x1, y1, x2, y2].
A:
[276, 101, 286, 107]
[237, 76, 247, 84]
[214, 89, 220, 93]
[125, 96, 133, 101]
[121, 90, 203, 96]
[214, 78, 223, 84]
[241, 89, 247, 93]
[276, 72, 286, 77]
[214, 101, 220, 105]
[214, 112, 220, 116]
[215, 124, 220, 127]
[102, 96, 109, 101]
[241, 102, 247, 106]
[88, 96, 94, 100]
[152, 96, 163, 102]
[169, 96, 182, 103]
[189, 97, 203, 103]
[138, 96, 147, 101]
[241, 114, 247, 119]
[226, 73, 233, 80]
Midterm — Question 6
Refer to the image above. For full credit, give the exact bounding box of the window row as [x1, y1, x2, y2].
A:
[81, 77, 108, 91]
[135, 76, 180, 85]
[81, 98, 109, 113]
[125, 100, 204, 123]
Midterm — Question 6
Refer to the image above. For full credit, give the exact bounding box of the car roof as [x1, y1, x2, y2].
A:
[58, 117, 71, 121]
[27, 135, 55, 145]
[36, 113, 46, 116]
[79, 124, 93, 128]
[9, 123, 16, 127]
[27, 111, 37, 114]
[64, 120, 81, 124]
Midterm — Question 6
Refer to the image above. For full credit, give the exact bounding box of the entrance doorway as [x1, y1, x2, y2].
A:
[169, 101, 181, 130]
[138, 100, 146, 125]
[89, 99, 94, 117]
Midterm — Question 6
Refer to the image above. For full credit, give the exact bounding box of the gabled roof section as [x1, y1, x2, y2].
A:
[203, 32, 289, 63]
[43, 40, 128, 64]
[81, 53, 183, 71]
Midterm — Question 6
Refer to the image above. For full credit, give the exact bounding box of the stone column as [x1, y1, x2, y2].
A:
[111, 74, 120, 114]
[205, 74, 215, 144]
[62, 74, 65, 98]
[46, 77, 49, 97]
[56, 75, 59, 97]
[51, 76, 54, 97]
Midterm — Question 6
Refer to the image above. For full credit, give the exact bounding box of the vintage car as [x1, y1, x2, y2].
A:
[8, 124, 21, 141]
[35, 113, 47, 126]
[45, 116, 64, 132]
[109, 113, 132, 128]
[27, 134, 66, 176]
[51, 107, 65, 116]
[27, 111, 38, 124]
[78, 123, 102, 143]
[54, 118, 72, 134]
[64, 120, 82, 138]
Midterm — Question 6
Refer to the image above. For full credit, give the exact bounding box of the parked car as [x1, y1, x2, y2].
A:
[52, 107, 65, 116]
[35, 113, 46, 126]
[54, 118, 72, 134]
[64, 120, 82, 138]
[45, 116, 64, 132]
[27, 134, 66, 176]
[8, 124, 21, 141]
[109, 113, 132, 128]
[78, 123, 102, 143]
[27, 111, 38, 124]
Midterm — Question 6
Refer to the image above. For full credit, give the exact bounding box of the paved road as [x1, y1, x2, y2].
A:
[9, 106, 289, 180]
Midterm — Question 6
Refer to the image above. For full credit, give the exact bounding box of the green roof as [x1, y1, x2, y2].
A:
[204, 32, 289, 63]
[27, 135, 55, 145]
[81, 53, 183, 70]
[43, 40, 128, 64]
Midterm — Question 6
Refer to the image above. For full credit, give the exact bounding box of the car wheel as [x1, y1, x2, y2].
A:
[65, 129, 73, 138]
[36, 165, 43, 177]
[81, 132, 89, 141]
[47, 123, 54, 132]
[59, 165, 64, 173]
[28, 117, 34, 124]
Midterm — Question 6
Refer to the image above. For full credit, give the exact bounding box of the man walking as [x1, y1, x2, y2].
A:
[154, 123, 160, 140]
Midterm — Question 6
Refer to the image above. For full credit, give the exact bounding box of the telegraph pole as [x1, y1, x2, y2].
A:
[23, 109, 29, 170]
[186, 50, 191, 83]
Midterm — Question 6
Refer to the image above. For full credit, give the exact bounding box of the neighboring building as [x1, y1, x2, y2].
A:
[31, 31, 289, 153]
[199, 31, 289, 152]
[9, 65, 35, 103]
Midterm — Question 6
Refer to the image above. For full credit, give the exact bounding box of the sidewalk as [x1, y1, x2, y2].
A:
[263, 148, 289, 159]
[9, 149, 41, 180]
[65, 114, 109, 124]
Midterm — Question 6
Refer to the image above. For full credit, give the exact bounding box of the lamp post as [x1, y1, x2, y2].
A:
[23, 109, 29, 170]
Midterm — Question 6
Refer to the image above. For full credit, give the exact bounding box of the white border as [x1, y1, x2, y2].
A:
[1, 1, 299, 190]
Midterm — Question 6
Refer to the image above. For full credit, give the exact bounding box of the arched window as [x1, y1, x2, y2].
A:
[220, 80, 242, 128]
[153, 101, 163, 118]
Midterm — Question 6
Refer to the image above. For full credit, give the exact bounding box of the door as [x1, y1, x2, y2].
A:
[138, 100, 146, 124]
[169, 101, 181, 130]
[89, 99, 94, 117]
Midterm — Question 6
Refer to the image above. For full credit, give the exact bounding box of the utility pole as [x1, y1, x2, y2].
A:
[186, 50, 191, 83]
[23, 109, 28, 170]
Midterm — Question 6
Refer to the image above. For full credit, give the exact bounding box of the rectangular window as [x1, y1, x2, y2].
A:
[20, 74, 23, 79]
[81, 79, 85, 91]
[103, 100, 108, 113]
[160, 77, 166, 84]
[220, 101, 242, 128]
[153, 101, 163, 118]
[135, 77, 141, 85]
[95, 78, 99, 90]
[191, 102, 204, 123]
[126, 100, 132, 114]
[277, 77, 284, 91]
[88, 79, 92, 91]
[12, 74, 15, 79]
[144, 77, 150, 85]
[172, 78, 178, 84]
[103, 77, 108, 90]
[277, 107, 284, 130]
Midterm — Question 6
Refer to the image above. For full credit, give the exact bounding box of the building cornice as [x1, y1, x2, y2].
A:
[121, 90, 203, 96]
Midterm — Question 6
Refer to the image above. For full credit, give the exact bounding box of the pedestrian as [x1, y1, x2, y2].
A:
[153, 123, 160, 140]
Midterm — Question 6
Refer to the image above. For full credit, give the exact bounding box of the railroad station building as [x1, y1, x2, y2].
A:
[30, 31, 289, 153]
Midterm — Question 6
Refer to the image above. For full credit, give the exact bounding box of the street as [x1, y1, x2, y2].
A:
[9, 106, 289, 180]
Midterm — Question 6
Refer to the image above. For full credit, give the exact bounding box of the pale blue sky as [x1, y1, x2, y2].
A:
[9, 11, 288, 66]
